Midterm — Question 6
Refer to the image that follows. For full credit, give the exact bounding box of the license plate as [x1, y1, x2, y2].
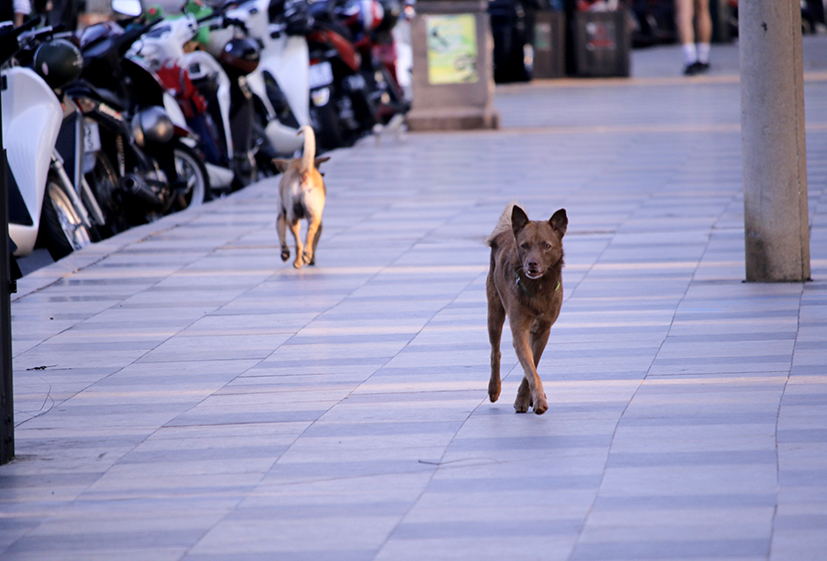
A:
[83, 119, 101, 154]
[345, 73, 366, 91]
[308, 61, 334, 89]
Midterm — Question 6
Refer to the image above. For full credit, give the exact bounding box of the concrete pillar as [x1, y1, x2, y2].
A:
[740, 0, 811, 282]
[406, 0, 499, 131]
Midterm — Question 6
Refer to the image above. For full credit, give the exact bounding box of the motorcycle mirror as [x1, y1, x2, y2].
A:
[112, 0, 144, 17]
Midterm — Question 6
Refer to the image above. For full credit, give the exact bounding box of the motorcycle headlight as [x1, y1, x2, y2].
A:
[311, 87, 331, 107]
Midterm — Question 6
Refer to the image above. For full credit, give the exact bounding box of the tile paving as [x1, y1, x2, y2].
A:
[2, 40, 827, 560]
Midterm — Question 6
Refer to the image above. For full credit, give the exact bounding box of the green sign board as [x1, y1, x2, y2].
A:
[426, 14, 479, 85]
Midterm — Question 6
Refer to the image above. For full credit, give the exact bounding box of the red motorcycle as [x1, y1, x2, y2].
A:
[306, 0, 407, 150]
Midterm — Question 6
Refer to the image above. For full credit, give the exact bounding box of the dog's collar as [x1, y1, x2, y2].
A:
[516, 273, 561, 297]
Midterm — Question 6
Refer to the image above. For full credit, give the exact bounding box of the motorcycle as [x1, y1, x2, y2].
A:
[125, 4, 238, 191]
[204, 0, 313, 160]
[2, 20, 97, 261]
[306, 0, 407, 150]
[73, 4, 209, 229]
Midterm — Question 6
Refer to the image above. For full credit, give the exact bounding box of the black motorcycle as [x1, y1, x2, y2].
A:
[71, 17, 209, 231]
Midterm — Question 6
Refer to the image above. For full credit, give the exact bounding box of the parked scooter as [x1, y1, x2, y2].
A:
[305, 0, 407, 150]
[125, 4, 238, 191]
[2, 20, 97, 261]
[204, 0, 313, 160]
[73, 4, 209, 228]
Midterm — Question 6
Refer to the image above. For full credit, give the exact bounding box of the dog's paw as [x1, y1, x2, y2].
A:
[488, 378, 501, 403]
[281, 248, 290, 262]
[532, 394, 548, 415]
[514, 395, 530, 413]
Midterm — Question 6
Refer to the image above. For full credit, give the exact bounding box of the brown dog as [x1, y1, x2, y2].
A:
[486, 203, 568, 414]
[273, 126, 330, 268]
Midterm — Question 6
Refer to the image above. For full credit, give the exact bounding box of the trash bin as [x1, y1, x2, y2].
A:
[572, 9, 630, 77]
[407, 0, 499, 131]
[533, 10, 566, 78]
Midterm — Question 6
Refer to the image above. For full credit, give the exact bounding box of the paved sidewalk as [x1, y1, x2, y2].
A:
[2, 39, 827, 561]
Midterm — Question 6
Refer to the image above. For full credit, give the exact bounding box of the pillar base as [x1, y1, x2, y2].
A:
[406, 106, 499, 132]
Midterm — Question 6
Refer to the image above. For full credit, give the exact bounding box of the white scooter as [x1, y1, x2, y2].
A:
[126, 12, 236, 191]
[207, 0, 311, 157]
[3, 23, 95, 261]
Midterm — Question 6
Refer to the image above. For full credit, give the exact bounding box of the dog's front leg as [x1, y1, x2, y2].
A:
[487, 280, 506, 403]
[288, 221, 304, 268]
[510, 317, 548, 415]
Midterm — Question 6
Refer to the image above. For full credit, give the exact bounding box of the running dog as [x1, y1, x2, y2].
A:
[486, 203, 568, 414]
[273, 126, 330, 268]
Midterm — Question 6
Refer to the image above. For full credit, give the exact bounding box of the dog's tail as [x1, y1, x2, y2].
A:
[486, 202, 521, 246]
[298, 125, 316, 175]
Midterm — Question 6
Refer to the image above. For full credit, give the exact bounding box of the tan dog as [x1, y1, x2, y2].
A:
[486, 203, 568, 414]
[273, 126, 330, 268]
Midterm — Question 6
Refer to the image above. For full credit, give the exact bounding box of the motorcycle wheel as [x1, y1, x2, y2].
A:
[310, 99, 344, 151]
[172, 144, 210, 210]
[37, 175, 93, 261]
[85, 151, 125, 237]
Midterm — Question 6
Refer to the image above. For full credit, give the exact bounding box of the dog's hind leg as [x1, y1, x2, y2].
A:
[308, 221, 322, 266]
[302, 216, 322, 266]
[277, 213, 290, 262]
[530, 322, 551, 368]
[487, 277, 505, 403]
[289, 220, 304, 268]
[515, 378, 531, 413]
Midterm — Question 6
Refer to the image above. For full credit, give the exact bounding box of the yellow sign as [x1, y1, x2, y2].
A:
[426, 14, 478, 84]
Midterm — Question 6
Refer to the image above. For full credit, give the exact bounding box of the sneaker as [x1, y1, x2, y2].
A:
[683, 61, 703, 76]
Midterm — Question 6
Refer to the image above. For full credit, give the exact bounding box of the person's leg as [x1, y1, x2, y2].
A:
[675, 0, 698, 69]
[694, 0, 712, 66]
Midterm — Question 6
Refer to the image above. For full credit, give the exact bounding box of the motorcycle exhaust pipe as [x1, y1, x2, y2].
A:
[121, 173, 164, 207]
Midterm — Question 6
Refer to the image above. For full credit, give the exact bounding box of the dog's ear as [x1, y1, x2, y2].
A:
[511, 205, 529, 237]
[314, 156, 331, 168]
[549, 208, 568, 237]
[272, 159, 290, 173]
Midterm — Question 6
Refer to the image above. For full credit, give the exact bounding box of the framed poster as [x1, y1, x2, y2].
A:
[425, 14, 479, 84]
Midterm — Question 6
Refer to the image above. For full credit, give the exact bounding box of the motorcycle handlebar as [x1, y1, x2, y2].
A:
[17, 25, 57, 47]
[114, 18, 164, 56]
[14, 16, 42, 36]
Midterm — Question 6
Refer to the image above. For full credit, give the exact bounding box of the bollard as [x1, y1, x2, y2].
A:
[406, 0, 499, 131]
[0, 110, 13, 465]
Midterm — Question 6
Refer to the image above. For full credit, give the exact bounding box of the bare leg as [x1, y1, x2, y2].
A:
[694, 0, 712, 44]
[675, 0, 695, 46]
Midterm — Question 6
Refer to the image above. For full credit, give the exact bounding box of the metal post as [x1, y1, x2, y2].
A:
[1, 73, 14, 465]
[740, 0, 811, 282]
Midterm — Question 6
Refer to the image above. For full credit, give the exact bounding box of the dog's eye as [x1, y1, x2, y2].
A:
[520, 243, 530, 249]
